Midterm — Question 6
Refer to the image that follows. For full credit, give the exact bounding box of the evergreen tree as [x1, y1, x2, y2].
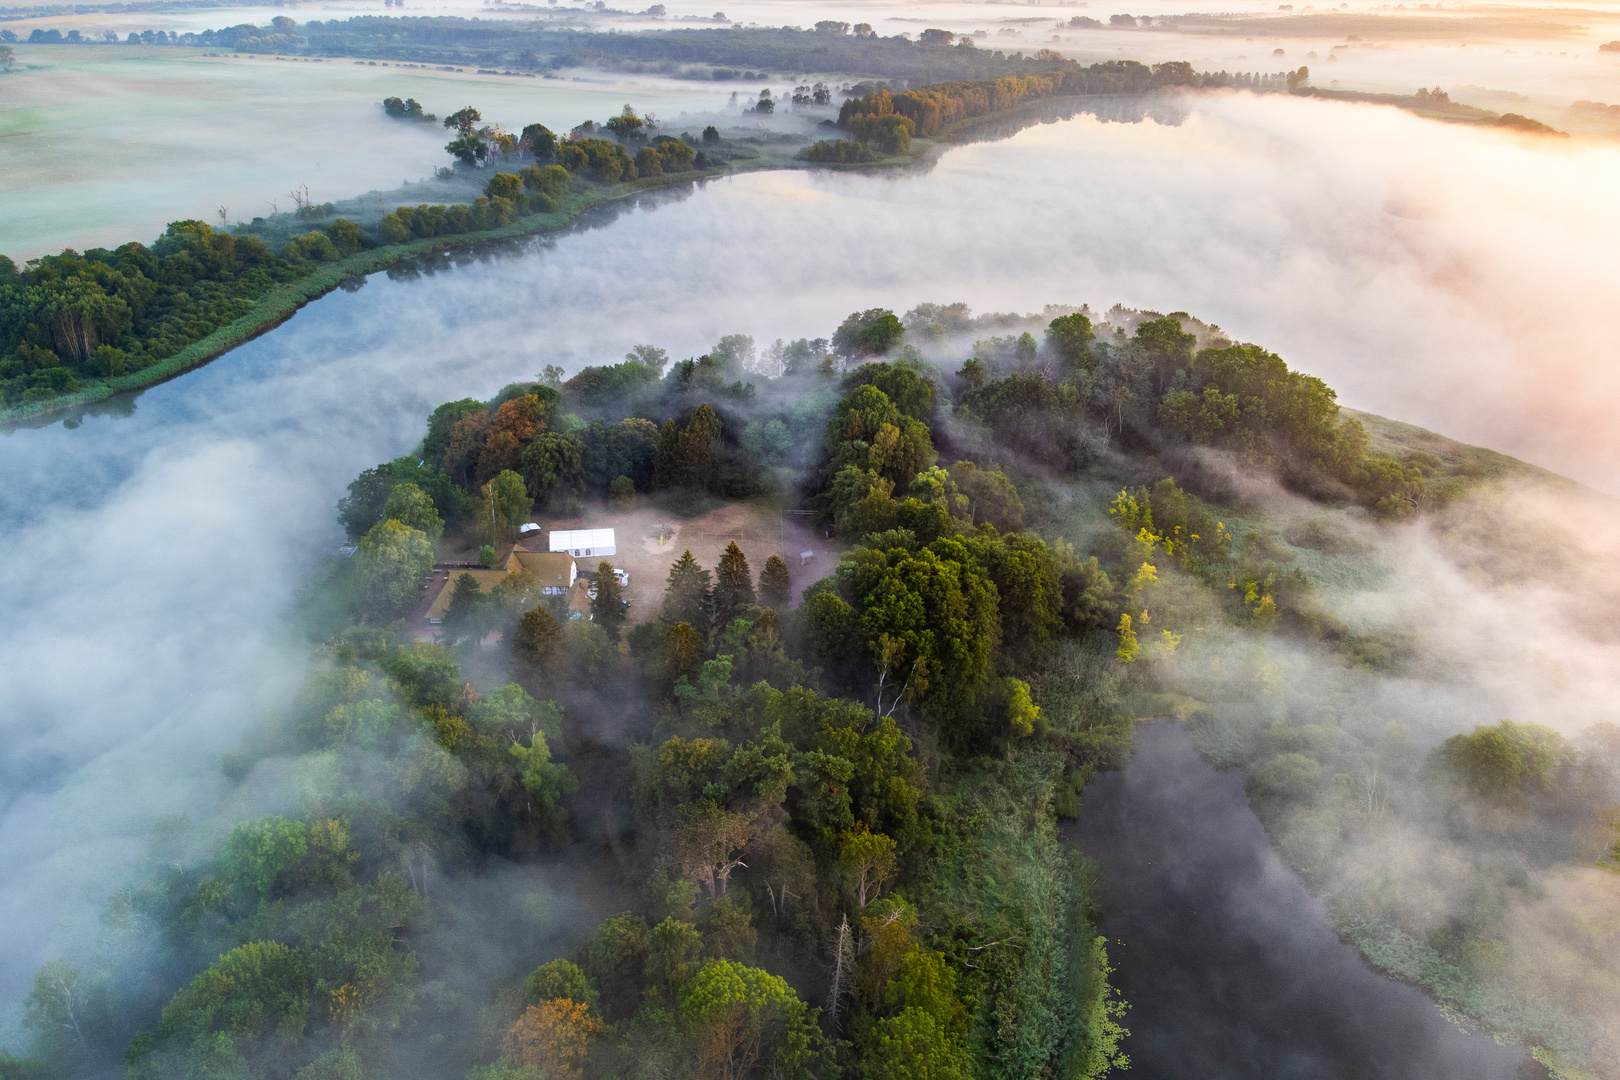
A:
[759, 554, 792, 611]
[652, 418, 680, 490]
[713, 542, 755, 627]
[442, 571, 483, 643]
[591, 561, 626, 640]
[513, 605, 563, 671]
[675, 405, 723, 490]
[663, 550, 713, 634]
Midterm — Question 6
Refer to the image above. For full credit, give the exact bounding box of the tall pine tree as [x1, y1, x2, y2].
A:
[591, 560, 627, 640]
[713, 542, 756, 629]
[663, 550, 713, 634]
[759, 554, 791, 611]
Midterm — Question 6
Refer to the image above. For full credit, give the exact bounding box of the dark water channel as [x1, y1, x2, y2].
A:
[1068, 722, 1529, 1080]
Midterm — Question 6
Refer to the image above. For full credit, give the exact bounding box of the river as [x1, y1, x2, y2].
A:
[2, 93, 1617, 1035]
[1068, 722, 1529, 1079]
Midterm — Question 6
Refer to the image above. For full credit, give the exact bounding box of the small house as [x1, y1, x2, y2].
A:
[549, 527, 616, 559]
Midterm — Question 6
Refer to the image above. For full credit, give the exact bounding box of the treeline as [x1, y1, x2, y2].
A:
[13, 16, 302, 50]
[0, 103, 706, 411]
[281, 19, 1085, 80]
[834, 62, 1199, 149]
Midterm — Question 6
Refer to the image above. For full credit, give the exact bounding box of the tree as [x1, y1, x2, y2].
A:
[481, 469, 531, 545]
[382, 482, 444, 539]
[678, 959, 820, 1080]
[484, 172, 523, 200]
[590, 561, 626, 639]
[1045, 312, 1095, 370]
[519, 122, 557, 161]
[1115, 613, 1140, 662]
[524, 959, 599, 1012]
[663, 550, 714, 633]
[713, 542, 756, 626]
[627, 343, 669, 373]
[863, 1008, 971, 1080]
[503, 1000, 602, 1080]
[223, 815, 308, 897]
[23, 961, 92, 1063]
[513, 606, 563, 671]
[604, 104, 645, 141]
[520, 433, 584, 512]
[446, 135, 490, 167]
[839, 823, 896, 907]
[1431, 719, 1570, 804]
[833, 309, 905, 359]
[609, 475, 636, 506]
[919, 27, 955, 45]
[509, 729, 577, 836]
[444, 105, 483, 138]
[676, 800, 754, 898]
[711, 334, 756, 374]
[759, 555, 791, 611]
[1004, 678, 1039, 736]
[663, 621, 705, 684]
[356, 519, 434, 620]
[661, 404, 723, 492]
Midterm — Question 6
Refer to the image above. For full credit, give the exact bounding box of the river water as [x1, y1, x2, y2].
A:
[2, 93, 1617, 1036]
[1069, 722, 1528, 1079]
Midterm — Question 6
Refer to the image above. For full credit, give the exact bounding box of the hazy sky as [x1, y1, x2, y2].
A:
[3, 82, 1620, 1040]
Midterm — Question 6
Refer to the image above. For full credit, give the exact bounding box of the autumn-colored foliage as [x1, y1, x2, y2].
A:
[502, 998, 603, 1080]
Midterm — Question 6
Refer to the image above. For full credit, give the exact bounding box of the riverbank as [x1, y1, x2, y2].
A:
[0, 89, 1104, 426]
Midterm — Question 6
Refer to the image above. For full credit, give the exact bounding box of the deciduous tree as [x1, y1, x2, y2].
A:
[502, 999, 602, 1080]
[356, 519, 434, 620]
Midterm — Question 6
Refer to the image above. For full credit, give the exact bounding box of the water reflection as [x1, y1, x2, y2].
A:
[1068, 722, 1528, 1079]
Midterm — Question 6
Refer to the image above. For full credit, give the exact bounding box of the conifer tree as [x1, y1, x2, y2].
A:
[759, 554, 791, 611]
[663, 550, 713, 633]
[713, 542, 755, 628]
[590, 561, 626, 640]
[675, 404, 723, 491]
[652, 418, 680, 490]
[513, 605, 562, 672]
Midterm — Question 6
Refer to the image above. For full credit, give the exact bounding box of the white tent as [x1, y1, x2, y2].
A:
[549, 528, 617, 558]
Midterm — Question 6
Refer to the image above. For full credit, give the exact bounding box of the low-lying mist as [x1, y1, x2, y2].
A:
[2, 88, 1617, 1049]
[1117, 460, 1620, 1073]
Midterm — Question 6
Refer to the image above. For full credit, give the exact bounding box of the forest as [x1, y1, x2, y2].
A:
[17, 293, 1611, 1080]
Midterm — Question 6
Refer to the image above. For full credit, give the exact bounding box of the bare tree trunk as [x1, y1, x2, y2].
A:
[826, 914, 854, 1032]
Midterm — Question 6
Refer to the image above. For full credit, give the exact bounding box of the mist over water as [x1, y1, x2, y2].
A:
[1069, 722, 1528, 1079]
[2, 92, 1619, 1039]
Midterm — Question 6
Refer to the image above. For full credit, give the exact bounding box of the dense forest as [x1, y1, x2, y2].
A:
[15, 293, 1601, 1080]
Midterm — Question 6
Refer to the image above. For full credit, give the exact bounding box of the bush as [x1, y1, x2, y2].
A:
[1246, 753, 1323, 801]
[805, 139, 881, 164]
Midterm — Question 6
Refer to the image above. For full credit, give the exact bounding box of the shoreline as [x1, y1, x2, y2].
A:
[0, 88, 1201, 428]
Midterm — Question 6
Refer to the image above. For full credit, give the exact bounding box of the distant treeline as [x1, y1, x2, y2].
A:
[8, 16, 1165, 82]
